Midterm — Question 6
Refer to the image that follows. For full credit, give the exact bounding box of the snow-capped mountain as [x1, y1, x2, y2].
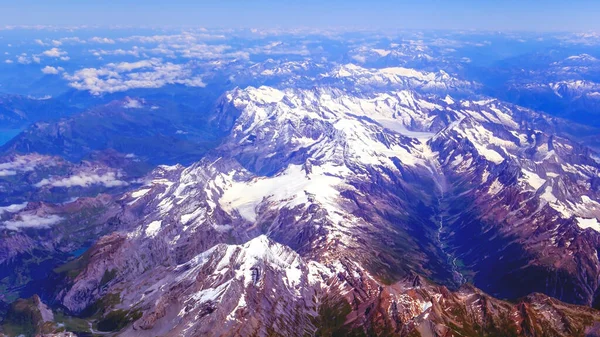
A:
[345, 43, 452, 71]
[225, 60, 478, 97]
[321, 64, 478, 94]
[492, 52, 600, 127]
[52, 83, 600, 335]
[4, 26, 600, 337]
[517, 80, 600, 100]
[551, 54, 600, 68]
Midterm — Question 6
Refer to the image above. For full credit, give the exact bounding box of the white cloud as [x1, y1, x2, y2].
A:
[28, 95, 52, 100]
[94, 33, 247, 60]
[116, 33, 225, 44]
[245, 41, 310, 57]
[83, 32, 311, 62]
[123, 98, 143, 109]
[90, 37, 115, 44]
[3, 214, 63, 230]
[0, 170, 16, 176]
[41, 65, 64, 74]
[17, 55, 30, 64]
[178, 44, 250, 60]
[0, 203, 27, 215]
[59, 37, 85, 44]
[35, 172, 128, 188]
[113, 59, 155, 72]
[63, 58, 205, 95]
[41, 47, 67, 58]
[4, 59, 12, 64]
[91, 47, 142, 58]
[0, 155, 57, 176]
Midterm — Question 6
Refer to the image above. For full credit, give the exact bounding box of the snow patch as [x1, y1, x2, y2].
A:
[219, 164, 344, 223]
[145, 220, 162, 237]
[577, 217, 600, 232]
[521, 169, 546, 190]
[131, 188, 151, 198]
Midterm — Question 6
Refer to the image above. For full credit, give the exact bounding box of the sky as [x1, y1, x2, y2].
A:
[1, 0, 599, 31]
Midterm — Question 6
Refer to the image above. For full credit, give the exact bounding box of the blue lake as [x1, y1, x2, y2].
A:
[0, 129, 21, 145]
[70, 247, 89, 258]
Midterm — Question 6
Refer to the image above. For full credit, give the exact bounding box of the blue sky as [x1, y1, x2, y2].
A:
[1, 0, 599, 31]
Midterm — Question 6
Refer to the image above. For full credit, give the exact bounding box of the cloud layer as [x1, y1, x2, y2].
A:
[0, 155, 57, 177]
[63, 58, 205, 95]
[35, 172, 128, 188]
[3, 214, 63, 230]
[41, 65, 64, 74]
[0, 203, 28, 215]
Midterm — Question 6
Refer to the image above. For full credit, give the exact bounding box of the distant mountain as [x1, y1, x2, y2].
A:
[230, 60, 479, 96]
[0, 94, 77, 130]
[475, 52, 600, 128]
[1, 97, 222, 166]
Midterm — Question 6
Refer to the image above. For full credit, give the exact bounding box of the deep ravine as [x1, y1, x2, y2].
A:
[425, 143, 466, 287]
[435, 194, 465, 286]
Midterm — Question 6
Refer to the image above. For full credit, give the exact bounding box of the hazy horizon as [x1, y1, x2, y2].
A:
[2, 0, 600, 32]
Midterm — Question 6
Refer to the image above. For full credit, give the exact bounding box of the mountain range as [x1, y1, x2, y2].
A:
[2, 29, 600, 337]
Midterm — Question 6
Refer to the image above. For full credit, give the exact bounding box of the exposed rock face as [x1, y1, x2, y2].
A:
[60, 236, 600, 337]
[0, 295, 61, 336]
[56, 83, 600, 335]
